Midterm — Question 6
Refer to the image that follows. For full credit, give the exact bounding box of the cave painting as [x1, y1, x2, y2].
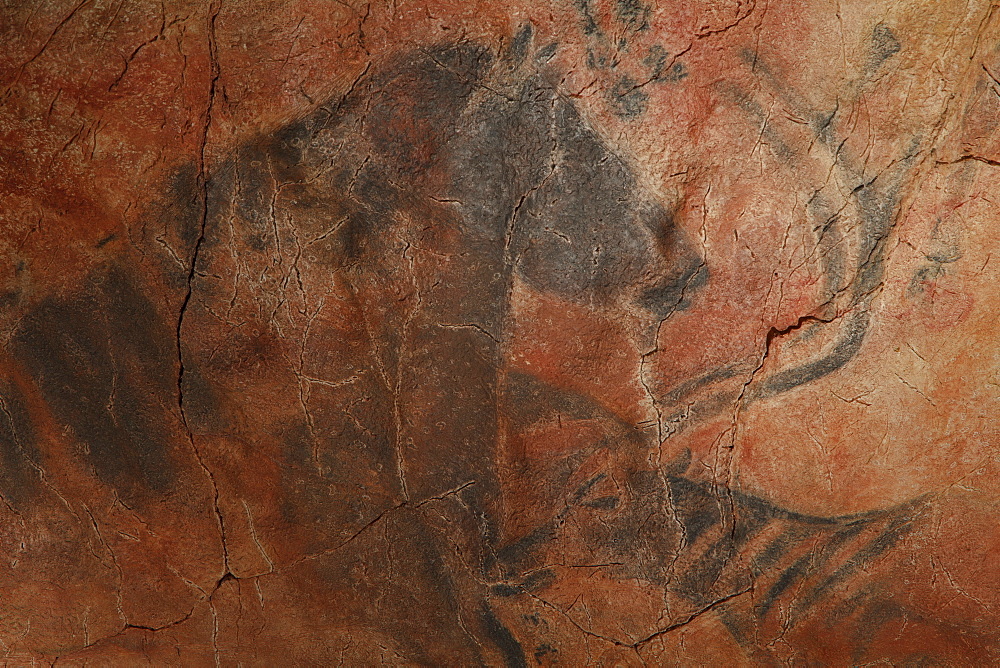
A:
[3, 0, 1000, 664]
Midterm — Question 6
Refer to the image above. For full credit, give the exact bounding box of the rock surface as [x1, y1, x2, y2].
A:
[2, 0, 1000, 664]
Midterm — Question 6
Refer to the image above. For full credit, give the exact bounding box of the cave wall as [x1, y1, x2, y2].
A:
[2, 0, 1000, 664]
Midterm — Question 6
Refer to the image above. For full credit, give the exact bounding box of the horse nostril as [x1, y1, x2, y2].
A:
[631, 203, 707, 317]
[636, 261, 707, 318]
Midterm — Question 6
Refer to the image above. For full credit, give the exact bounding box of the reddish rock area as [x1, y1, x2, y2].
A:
[2, 0, 1000, 664]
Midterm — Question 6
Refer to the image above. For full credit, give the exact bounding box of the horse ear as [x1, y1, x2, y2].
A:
[506, 22, 534, 64]
[535, 41, 559, 65]
[362, 44, 491, 178]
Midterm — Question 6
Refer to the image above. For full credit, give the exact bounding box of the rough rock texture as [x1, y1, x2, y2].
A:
[2, 0, 1000, 664]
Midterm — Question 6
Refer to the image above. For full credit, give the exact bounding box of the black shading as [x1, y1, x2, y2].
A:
[508, 22, 534, 63]
[165, 28, 938, 661]
[654, 50, 922, 413]
[481, 603, 529, 668]
[571, 0, 601, 37]
[869, 23, 901, 71]
[615, 0, 651, 32]
[0, 381, 41, 509]
[569, 0, 685, 119]
[499, 375, 925, 629]
[183, 37, 705, 659]
[12, 266, 177, 504]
